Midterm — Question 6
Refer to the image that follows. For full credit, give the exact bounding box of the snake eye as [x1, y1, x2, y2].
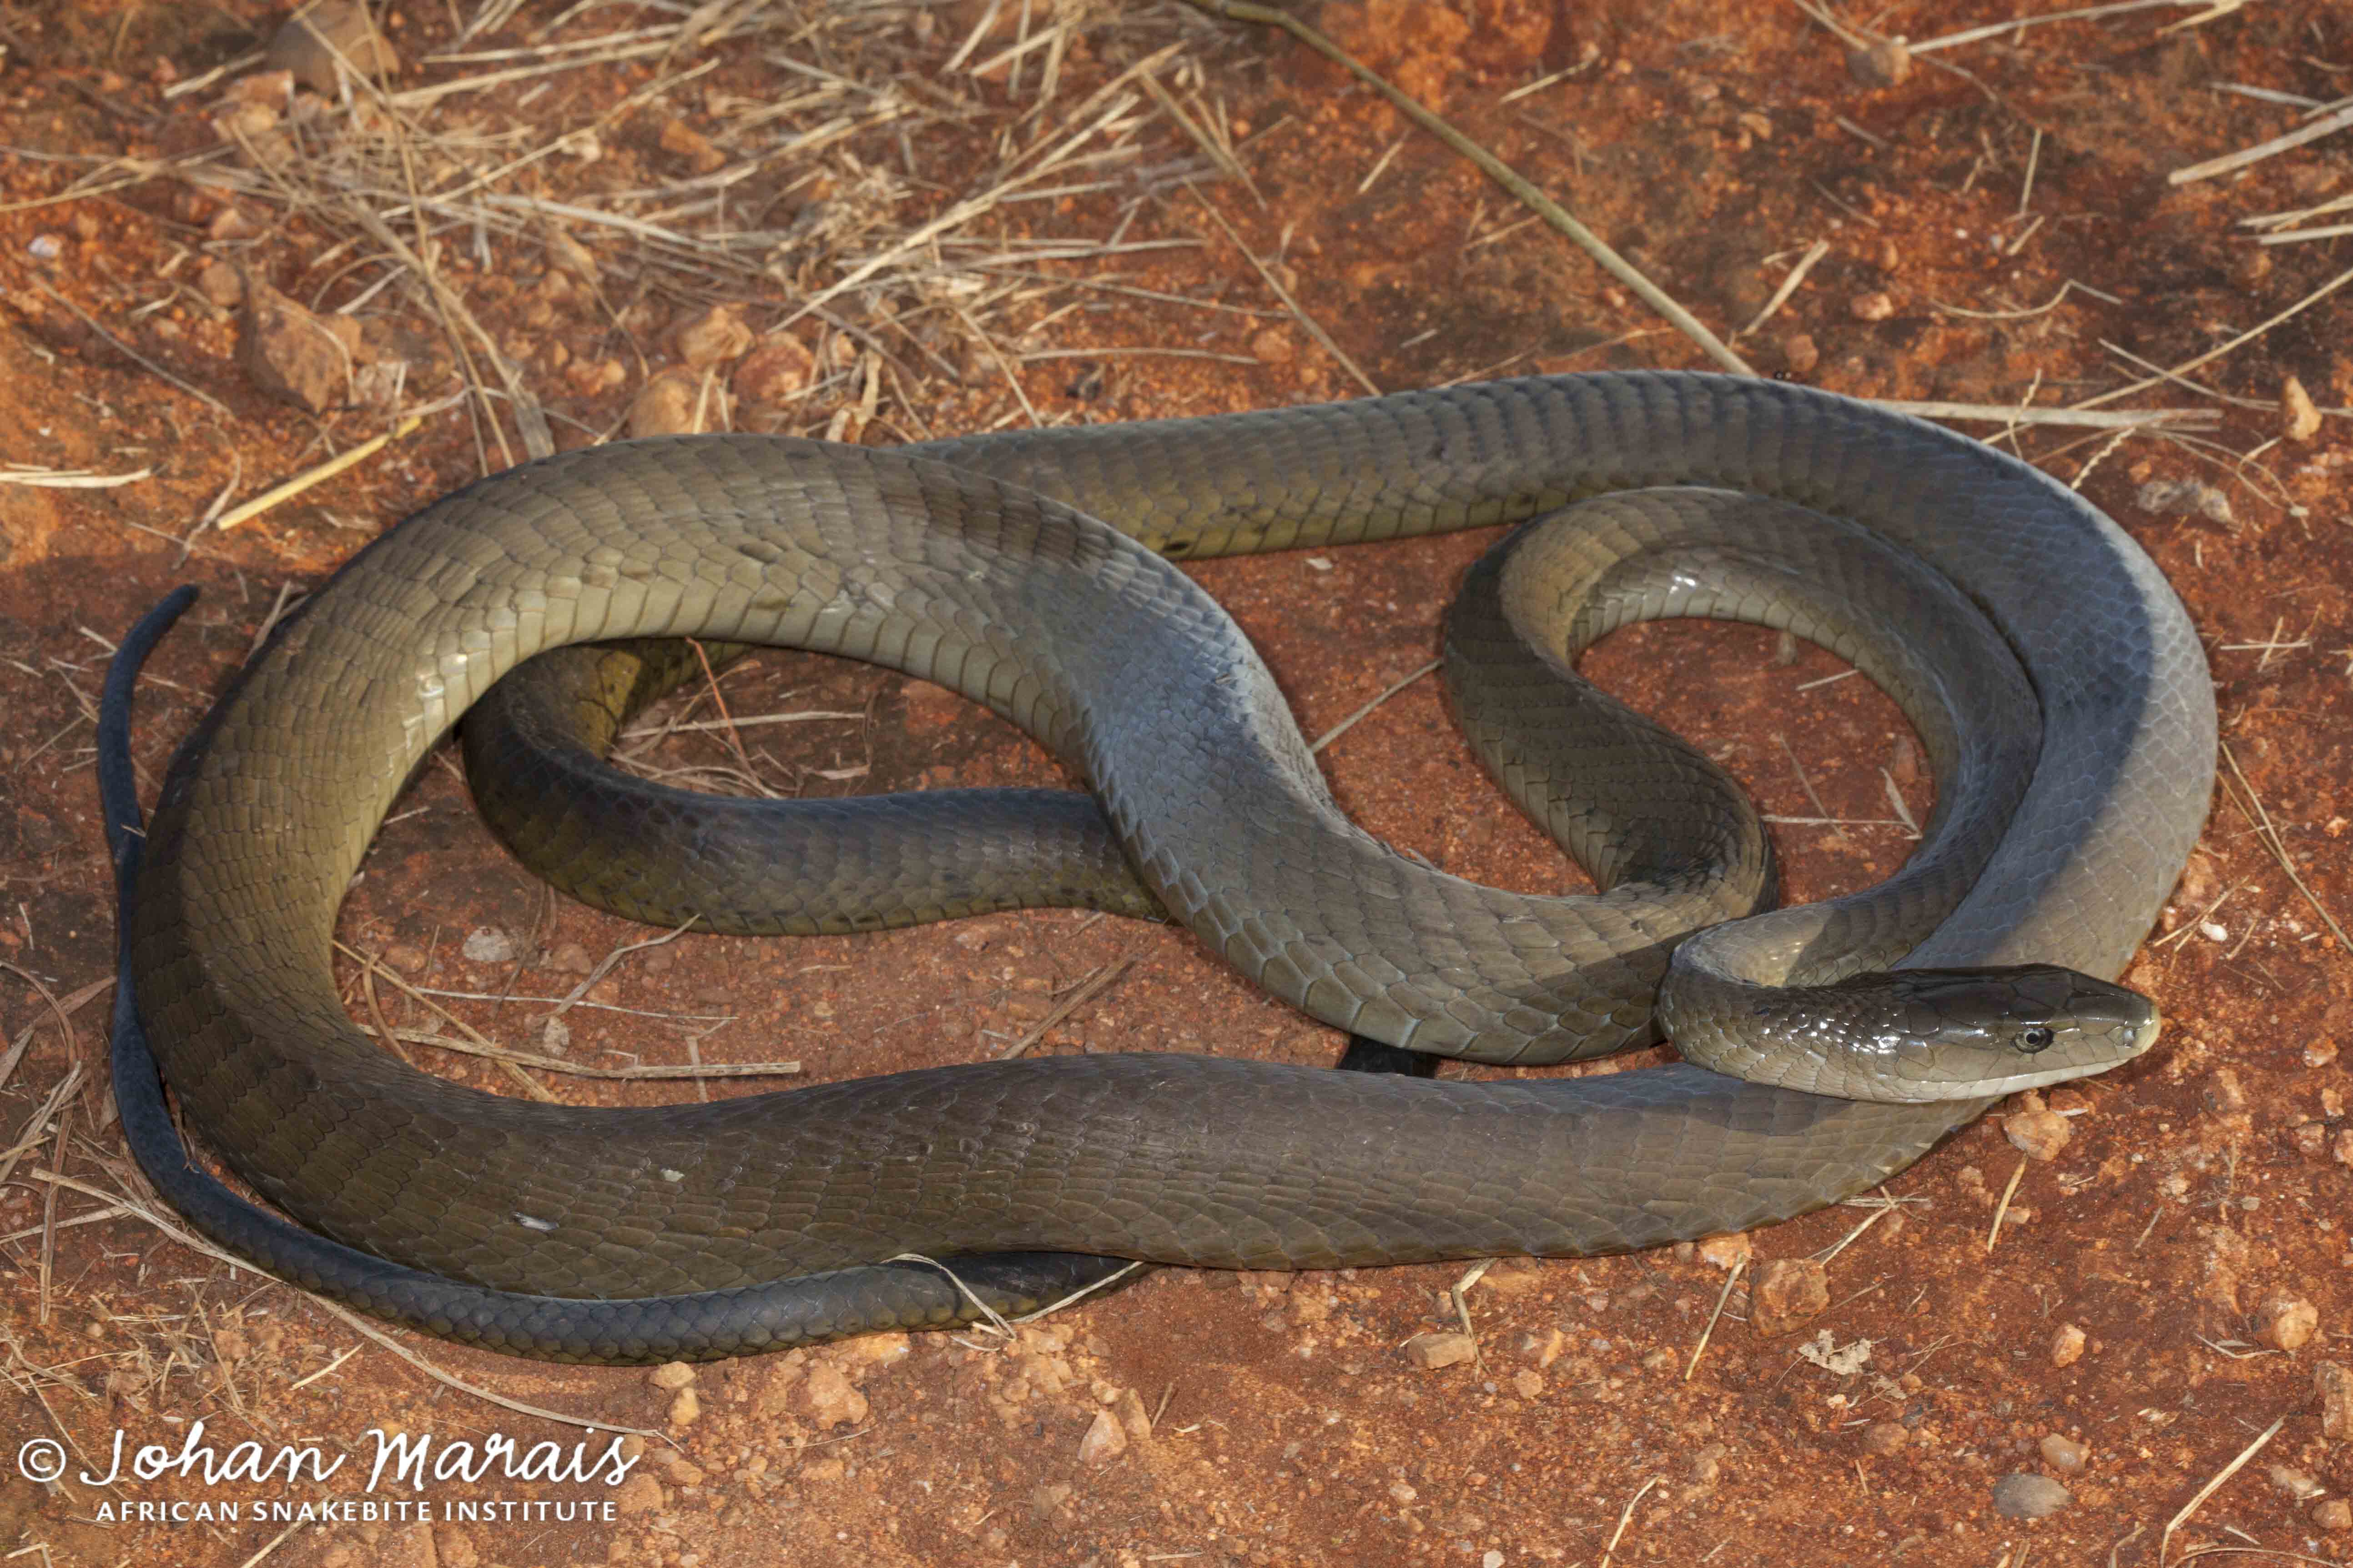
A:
[2020, 1026, 2055, 1052]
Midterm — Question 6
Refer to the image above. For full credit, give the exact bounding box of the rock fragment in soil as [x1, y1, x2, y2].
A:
[2283, 376, 2323, 442]
[2256, 1292, 2319, 1351]
[2051, 1322, 2087, 1367]
[797, 1360, 868, 1429]
[1404, 1331, 1478, 1369]
[1078, 1408, 1127, 1466]
[629, 369, 719, 437]
[1991, 1473, 2070, 1519]
[2269, 1463, 2326, 1500]
[2004, 1092, 2071, 1161]
[2136, 478, 2234, 528]
[2319, 1362, 2353, 1437]
[1846, 36, 1911, 85]
[1749, 1257, 1829, 1335]
[2317, 1499, 2353, 1532]
[2039, 1433, 2087, 1473]
[1860, 1422, 1908, 1456]
[677, 306, 754, 370]
[461, 927, 515, 963]
[238, 278, 349, 414]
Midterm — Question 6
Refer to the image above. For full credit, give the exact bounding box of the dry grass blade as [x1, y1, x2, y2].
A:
[2159, 1411, 2286, 1564]
[381, 1029, 796, 1081]
[1186, 0, 1757, 376]
[33, 278, 232, 417]
[1186, 183, 1379, 396]
[1737, 238, 1829, 338]
[1685, 1256, 1746, 1381]
[216, 413, 424, 531]
[0, 964, 98, 1095]
[2171, 103, 2353, 186]
[1910, 0, 2241, 53]
[30, 1164, 668, 1441]
[1310, 660, 1442, 754]
[338, 942, 558, 1101]
[2217, 741, 2350, 950]
[1985, 1156, 2028, 1253]
[999, 955, 1139, 1060]
[1874, 399, 2216, 430]
[2072, 266, 2353, 411]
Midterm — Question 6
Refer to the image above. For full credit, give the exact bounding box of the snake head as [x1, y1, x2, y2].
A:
[1834, 963, 2162, 1102]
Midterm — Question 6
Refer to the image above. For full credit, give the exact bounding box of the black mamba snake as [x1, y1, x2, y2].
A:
[105, 373, 2215, 1363]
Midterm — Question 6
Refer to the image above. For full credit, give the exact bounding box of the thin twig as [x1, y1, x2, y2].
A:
[1186, 0, 1756, 376]
[1185, 183, 1379, 395]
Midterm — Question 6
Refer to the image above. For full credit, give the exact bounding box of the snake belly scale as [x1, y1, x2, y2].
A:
[119, 372, 2215, 1362]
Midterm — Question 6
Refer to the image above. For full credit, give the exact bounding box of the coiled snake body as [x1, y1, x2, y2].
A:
[111, 373, 2214, 1362]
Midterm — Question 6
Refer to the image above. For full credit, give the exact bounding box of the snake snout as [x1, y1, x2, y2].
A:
[1892, 964, 2159, 1099]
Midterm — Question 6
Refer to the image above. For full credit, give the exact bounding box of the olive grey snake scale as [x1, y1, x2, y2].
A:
[113, 372, 2216, 1363]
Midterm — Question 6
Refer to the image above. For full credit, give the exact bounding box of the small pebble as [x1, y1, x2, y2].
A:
[2039, 1434, 2087, 1473]
[2269, 1463, 2326, 1500]
[676, 305, 753, 369]
[1698, 1233, 1752, 1270]
[547, 942, 595, 975]
[462, 928, 515, 964]
[1403, 1332, 1478, 1370]
[1511, 1369, 1544, 1399]
[1991, 1473, 2071, 1519]
[2316, 1498, 2353, 1532]
[2004, 1092, 2072, 1162]
[1860, 1422, 1909, 1456]
[2136, 478, 2233, 528]
[667, 1387, 700, 1427]
[2051, 1322, 2087, 1368]
[1750, 1257, 1829, 1336]
[2318, 1362, 2353, 1438]
[2256, 1293, 2319, 1351]
[648, 1361, 695, 1390]
[2283, 376, 2323, 443]
[1849, 291, 1895, 322]
[1846, 35, 1911, 85]
[1780, 333, 1819, 374]
[1077, 1409, 1127, 1467]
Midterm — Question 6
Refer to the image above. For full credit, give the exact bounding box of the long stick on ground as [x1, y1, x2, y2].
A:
[1188, 0, 1758, 377]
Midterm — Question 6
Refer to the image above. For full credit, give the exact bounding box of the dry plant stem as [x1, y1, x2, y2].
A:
[1310, 658, 1442, 753]
[339, 942, 557, 1102]
[0, 961, 86, 1093]
[1874, 399, 2213, 430]
[1910, 0, 2230, 54]
[2160, 1412, 2287, 1564]
[2218, 740, 2351, 950]
[379, 1030, 796, 1080]
[216, 414, 424, 531]
[2073, 266, 2353, 411]
[32, 1162, 666, 1441]
[1985, 1156, 2028, 1252]
[33, 279, 233, 417]
[1685, 1257, 1746, 1381]
[1186, 0, 1758, 377]
[1737, 239, 1830, 339]
[2171, 103, 2353, 186]
[1599, 1475, 1663, 1568]
[999, 955, 1139, 1060]
[1185, 184, 1380, 396]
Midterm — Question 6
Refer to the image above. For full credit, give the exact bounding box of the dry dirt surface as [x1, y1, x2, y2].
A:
[3, 1, 2352, 1564]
